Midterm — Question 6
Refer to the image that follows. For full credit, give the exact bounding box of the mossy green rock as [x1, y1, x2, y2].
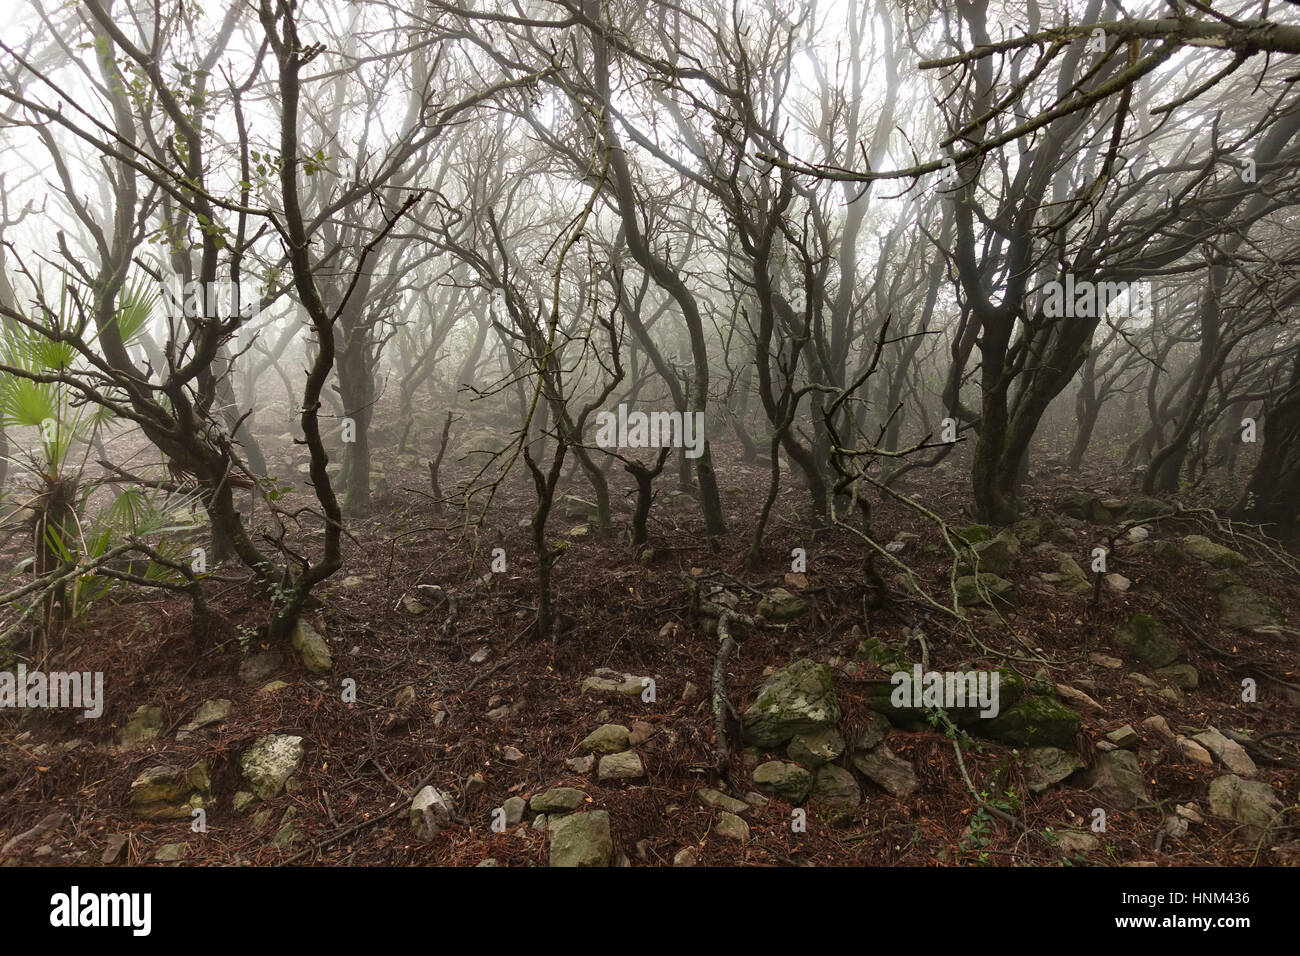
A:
[240, 734, 305, 800]
[982, 695, 1081, 748]
[1022, 746, 1085, 792]
[1114, 613, 1181, 667]
[548, 810, 613, 867]
[854, 637, 907, 672]
[1217, 585, 1284, 629]
[128, 762, 210, 820]
[960, 530, 1020, 577]
[756, 588, 807, 622]
[579, 724, 630, 755]
[741, 658, 841, 747]
[956, 524, 992, 544]
[1011, 515, 1054, 548]
[752, 760, 813, 802]
[530, 787, 587, 814]
[1181, 534, 1246, 569]
[290, 619, 332, 674]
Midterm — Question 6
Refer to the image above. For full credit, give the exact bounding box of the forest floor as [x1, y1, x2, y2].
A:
[2, 421, 1299, 867]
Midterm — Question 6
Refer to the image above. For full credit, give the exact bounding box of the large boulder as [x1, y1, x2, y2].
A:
[548, 811, 613, 867]
[1114, 613, 1181, 668]
[240, 734, 304, 800]
[741, 659, 841, 747]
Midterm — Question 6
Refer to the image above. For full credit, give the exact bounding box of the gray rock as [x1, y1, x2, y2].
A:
[1023, 747, 1085, 792]
[290, 619, 332, 673]
[548, 811, 613, 867]
[564, 754, 595, 774]
[741, 658, 842, 747]
[852, 745, 919, 797]
[597, 752, 644, 781]
[1177, 736, 1214, 767]
[752, 761, 813, 803]
[715, 812, 749, 842]
[811, 764, 861, 809]
[787, 727, 845, 768]
[955, 573, 1016, 608]
[696, 787, 750, 815]
[1087, 749, 1148, 809]
[1106, 725, 1140, 749]
[1193, 727, 1258, 777]
[673, 847, 699, 866]
[1217, 585, 1284, 629]
[1208, 774, 1282, 831]
[579, 724, 630, 755]
[239, 650, 282, 684]
[410, 786, 454, 840]
[152, 843, 187, 862]
[129, 763, 209, 820]
[1154, 663, 1199, 690]
[183, 698, 231, 732]
[1114, 614, 1181, 668]
[982, 695, 1082, 748]
[503, 796, 526, 828]
[119, 705, 164, 747]
[240, 735, 304, 800]
[1181, 534, 1246, 568]
[529, 787, 587, 814]
[756, 587, 806, 622]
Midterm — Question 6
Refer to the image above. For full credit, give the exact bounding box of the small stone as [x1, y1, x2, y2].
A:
[786, 727, 846, 768]
[503, 796, 526, 827]
[1087, 749, 1149, 809]
[752, 760, 813, 803]
[475, 858, 499, 867]
[1192, 727, 1257, 777]
[469, 647, 490, 664]
[579, 724, 630, 755]
[673, 847, 699, 867]
[1106, 725, 1140, 749]
[597, 752, 644, 781]
[1142, 716, 1175, 741]
[627, 720, 655, 747]
[257, 680, 289, 696]
[119, 704, 164, 747]
[530, 788, 587, 814]
[464, 774, 487, 798]
[1154, 663, 1199, 690]
[240, 735, 304, 800]
[502, 746, 524, 763]
[184, 698, 232, 732]
[743, 792, 769, 808]
[1055, 684, 1102, 711]
[152, 843, 187, 862]
[532, 814, 548, 830]
[565, 755, 595, 774]
[715, 812, 749, 842]
[410, 786, 454, 841]
[1105, 573, 1131, 592]
[852, 745, 919, 798]
[810, 764, 861, 809]
[1090, 652, 1123, 668]
[233, 791, 257, 813]
[1176, 736, 1214, 768]
[1054, 830, 1099, 853]
[696, 787, 750, 815]
[101, 834, 128, 865]
[1023, 746, 1086, 792]
[239, 651, 282, 684]
[1175, 803, 1204, 824]
[682, 682, 699, 703]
